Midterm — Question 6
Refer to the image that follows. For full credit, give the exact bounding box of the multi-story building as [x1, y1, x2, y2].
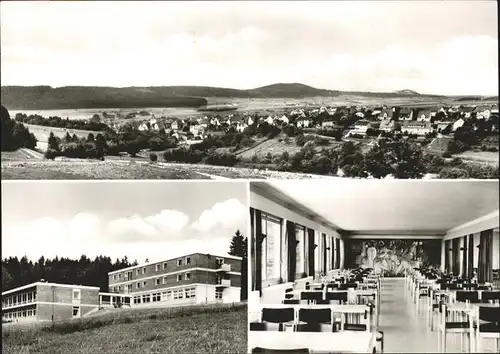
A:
[107, 253, 242, 307]
[401, 121, 434, 136]
[2, 282, 100, 323]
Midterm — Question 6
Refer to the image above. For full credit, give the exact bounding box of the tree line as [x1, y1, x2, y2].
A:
[2, 255, 136, 292]
[1, 105, 37, 151]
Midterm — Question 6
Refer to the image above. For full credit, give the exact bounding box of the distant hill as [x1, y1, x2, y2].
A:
[394, 89, 420, 96]
[1, 83, 450, 110]
[247, 83, 339, 98]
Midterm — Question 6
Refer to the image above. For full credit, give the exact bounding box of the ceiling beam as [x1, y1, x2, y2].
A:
[444, 210, 499, 240]
[250, 182, 344, 234]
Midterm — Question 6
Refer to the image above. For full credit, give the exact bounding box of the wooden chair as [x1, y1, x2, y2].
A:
[296, 308, 335, 332]
[474, 306, 500, 353]
[437, 303, 474, 352]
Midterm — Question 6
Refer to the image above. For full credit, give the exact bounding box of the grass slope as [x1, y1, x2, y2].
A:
[2, 303, 247, 354]
[1, 161, 212, 179]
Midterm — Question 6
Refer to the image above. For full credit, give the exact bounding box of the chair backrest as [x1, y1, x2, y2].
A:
[340, 283, 358, 290]
[325, 291, 348, 303]
[282, 299, 301, 305]
[455, 291, 479, 303]
[252, 347, 310, 353]
[300, 291, 323, 301]
[481, 291, 500, 302]
[326, 283, 339, 290]
[478, 306, 500, 323]
[298, 308, 331, 324]
[261, 308, 295, 324]
[461, 283, 478, 290]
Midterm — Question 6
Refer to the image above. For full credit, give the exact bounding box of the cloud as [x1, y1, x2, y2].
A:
[191, 198, 247, 233]
[107, 209, 190, 242]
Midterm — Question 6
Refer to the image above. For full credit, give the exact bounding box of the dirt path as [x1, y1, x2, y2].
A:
[20, 148, 44, 159]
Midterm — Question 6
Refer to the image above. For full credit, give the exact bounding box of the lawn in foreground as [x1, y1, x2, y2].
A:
[1, 161, 211, 179]
[2, 303, 247, 354]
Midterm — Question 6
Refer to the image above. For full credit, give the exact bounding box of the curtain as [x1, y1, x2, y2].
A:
[307, 228, 315, 276]
[444, 240, 451, 273]
[453, 238, 460, 276]
[336, 238, 341, 268]
[286, 221, 297, 282]
[250, 208, 256, 291]
[253, 209, 262, 293]
[478, 229, 493, 283]
[321, 233, 327, 273]
[461, 235, 467, 278]
[467, 234, 474, 279]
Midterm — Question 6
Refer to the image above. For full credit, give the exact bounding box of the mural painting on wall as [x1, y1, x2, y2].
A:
[346, 239, 441, 277]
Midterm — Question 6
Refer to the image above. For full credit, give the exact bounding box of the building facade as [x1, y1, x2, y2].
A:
[2, 282, 100, 323]
[107, 253, 242, 307]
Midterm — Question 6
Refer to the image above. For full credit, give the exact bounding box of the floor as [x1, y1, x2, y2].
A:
[379, 278, 498, 353]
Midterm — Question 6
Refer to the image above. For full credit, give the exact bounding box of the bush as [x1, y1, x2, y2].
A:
[295, 133, 306, 147]
[439, 167, 470, 179]
[149, 153, 158, 162]
[44, 148, 59, 160]
[442, 152, 452, 158]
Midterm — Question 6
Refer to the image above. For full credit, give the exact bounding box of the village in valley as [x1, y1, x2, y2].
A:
[2, 94, 499, 180]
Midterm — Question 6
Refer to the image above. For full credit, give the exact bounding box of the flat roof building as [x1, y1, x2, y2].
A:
[2, 282, 100, 323]
[107, 253, 242, 307]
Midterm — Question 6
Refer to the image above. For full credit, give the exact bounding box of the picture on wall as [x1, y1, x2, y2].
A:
[345, 239, 441, 277]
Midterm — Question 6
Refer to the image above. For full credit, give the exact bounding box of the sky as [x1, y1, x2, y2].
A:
[1, 181, 249, 263]
[0, 1, 498, 95]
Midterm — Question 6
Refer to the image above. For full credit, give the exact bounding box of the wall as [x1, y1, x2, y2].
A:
[250, 189, 344, 294]
[344, 239, 441, 276]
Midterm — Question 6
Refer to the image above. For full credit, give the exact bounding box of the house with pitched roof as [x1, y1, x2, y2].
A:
[401, 121, 433, 135]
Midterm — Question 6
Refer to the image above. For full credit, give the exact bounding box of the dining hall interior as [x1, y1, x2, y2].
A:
[248, 180, 499, 353]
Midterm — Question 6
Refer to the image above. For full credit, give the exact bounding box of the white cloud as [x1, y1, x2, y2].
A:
[191, 198, 247, 233]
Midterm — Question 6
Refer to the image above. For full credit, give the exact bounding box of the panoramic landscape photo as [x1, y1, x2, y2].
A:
[1, 1, 498, 179]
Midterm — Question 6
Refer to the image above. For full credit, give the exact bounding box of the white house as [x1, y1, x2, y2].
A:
[210, 117, 220, 126]
[452, 118, 465, 131]
[415, 111, 432, 122]
[279, 115, 289, 124]
[476, 109, 491, 120]
[351, 120, 370, 135]
[138, 122, 149, 131]
[247, 117, 254, 126]
[296, 118, 312, 128]
[379, 119, 395, 132]
[265, 116, 274, 125]
[401, 121, 433, 135]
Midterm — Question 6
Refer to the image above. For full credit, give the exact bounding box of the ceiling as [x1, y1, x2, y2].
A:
[261, 180, 499, 235]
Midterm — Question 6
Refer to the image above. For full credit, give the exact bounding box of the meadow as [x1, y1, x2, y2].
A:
[2, 303, 247, 354]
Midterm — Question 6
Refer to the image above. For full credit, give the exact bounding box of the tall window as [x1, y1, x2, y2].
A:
[261, 212, 282, 283]
[295, 225, 306, 276]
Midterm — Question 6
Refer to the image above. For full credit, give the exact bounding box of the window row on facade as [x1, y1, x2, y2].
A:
[251, 207, 344, 292]
[2, 290, 37, 308]
[3, 308, 37, 320]
[111, 256, 194, 281]
[110, 272, 195, 292]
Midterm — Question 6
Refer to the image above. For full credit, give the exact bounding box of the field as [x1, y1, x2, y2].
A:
[455, 151, 499, 164]
[22, 123, 101, 152]
[1, 158, 340, 180]
[10, 95, 497, 123]
[1, 150, 40, 161]
[1, 160, 211, 180]
[2, 303, 247, 354]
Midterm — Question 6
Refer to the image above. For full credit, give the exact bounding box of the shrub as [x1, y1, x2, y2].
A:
[149, 153, 158, 162]
[442, 152, 452, 158]
[44, 148, 59, 160]
[295, 133, 306, 147]
[439, 167, 470, 179]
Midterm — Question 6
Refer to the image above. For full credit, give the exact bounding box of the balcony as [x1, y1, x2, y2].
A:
[216, 279, 231, 288]
[216, 264, 231, 272]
